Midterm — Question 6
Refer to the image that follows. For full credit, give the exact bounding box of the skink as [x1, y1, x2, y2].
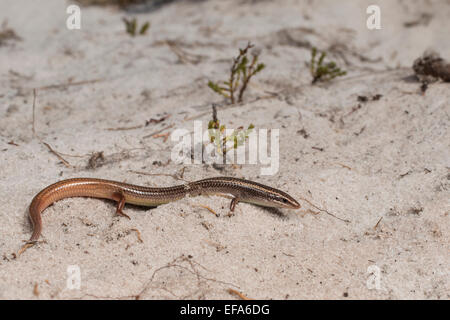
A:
[27, 176, 300, 242]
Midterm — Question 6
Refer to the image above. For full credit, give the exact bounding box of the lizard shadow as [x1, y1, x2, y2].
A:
[257, 206, 290, 220]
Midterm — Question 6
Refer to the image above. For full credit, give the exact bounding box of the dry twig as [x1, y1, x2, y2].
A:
[42, 142, 72, 168]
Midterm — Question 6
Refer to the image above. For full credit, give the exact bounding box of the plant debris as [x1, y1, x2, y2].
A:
[404, 13, 433, 28]
[413, 50, 450, 82]
[357, 94, 382, 102]
[0, 21, 21, 46]
[86, 151, 105, 169]
[146, 114, 171, 125]
[76, 0, 144, 8]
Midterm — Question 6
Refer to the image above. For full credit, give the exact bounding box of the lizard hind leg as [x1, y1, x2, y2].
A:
[230, 197, 239, 212]
[112, 192, 131, 220]
[225, 197, 240, 217]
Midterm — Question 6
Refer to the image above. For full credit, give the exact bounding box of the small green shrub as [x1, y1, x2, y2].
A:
[123, 17, 150, 36]
[208, 105, 254, 157]
[310, 47, 346, 84]
[208, 42, 265, 104]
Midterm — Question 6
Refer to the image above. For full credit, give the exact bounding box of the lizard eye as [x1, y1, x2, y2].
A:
[276, 197, 288, 203]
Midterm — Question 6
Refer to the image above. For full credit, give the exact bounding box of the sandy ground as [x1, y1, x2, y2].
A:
[0, 0, 449, 299]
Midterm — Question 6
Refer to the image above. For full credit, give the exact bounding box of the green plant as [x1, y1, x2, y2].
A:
[208, 42, 265, 104]
[207, 105, 254, 157]
[310, 47, 346, 84]
[122, 17, 150, 36]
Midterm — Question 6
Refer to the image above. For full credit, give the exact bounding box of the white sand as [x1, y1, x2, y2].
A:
[0, 0, 448, 299]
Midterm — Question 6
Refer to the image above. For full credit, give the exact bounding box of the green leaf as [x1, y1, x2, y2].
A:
[140, 22, 150, 35]
[255, 63, 265, 73]
[318, 52, 326, 66]
[208, 81, 223, 94]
